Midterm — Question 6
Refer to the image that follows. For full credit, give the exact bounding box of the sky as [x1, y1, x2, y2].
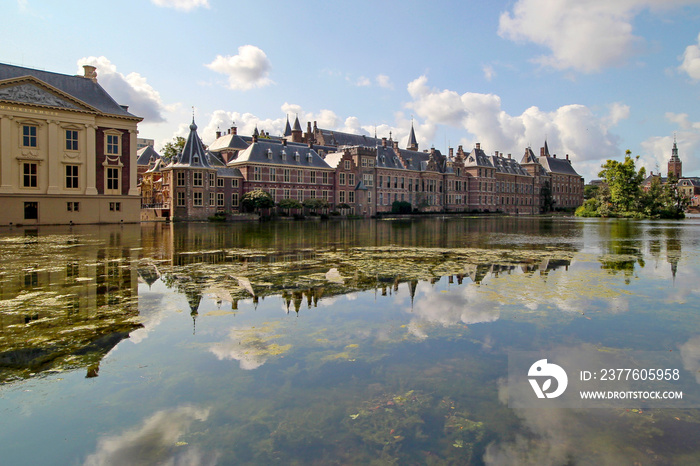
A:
[5, 0, 700, 182]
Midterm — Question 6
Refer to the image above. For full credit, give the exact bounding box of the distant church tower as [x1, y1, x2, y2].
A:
[668, 137, 682, 179]
[406, 120, 418, 151]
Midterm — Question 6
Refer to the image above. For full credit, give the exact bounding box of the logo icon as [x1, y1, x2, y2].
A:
[528, 359, 568, 399]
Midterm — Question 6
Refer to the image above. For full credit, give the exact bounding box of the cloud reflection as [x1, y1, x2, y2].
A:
[84, 406, 214, 466]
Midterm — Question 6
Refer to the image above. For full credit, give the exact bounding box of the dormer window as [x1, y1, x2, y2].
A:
[267, 148, 273, 159]
[294, 151, 300, 162]
[306, 153, 313, 163]
[193, 155, 199, 164]
[281, 150, 287, 161]
[381, 155, 386, 165]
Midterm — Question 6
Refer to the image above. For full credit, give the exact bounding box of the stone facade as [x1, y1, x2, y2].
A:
[0, 63, 142, 225]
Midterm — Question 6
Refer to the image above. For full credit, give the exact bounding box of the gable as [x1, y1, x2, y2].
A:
[0, 77, 98, 112]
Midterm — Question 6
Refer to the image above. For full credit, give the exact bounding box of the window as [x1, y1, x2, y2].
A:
[284, 169, 290, 183]
[348, 191, 355, 203]
[217, 192, 224, 207]
[193, 172, 203, 187]
[231, 193, 239, 206]
[217, 178, 224, 187]
[231, 178, 239, 188]
[253, 167, 261, 181]
[348, 173, 355, 187]
[177, 172, 186, 187]
[106, 167, 119, 192]
[67, 202, 79, 212]
[363, 174, 373, 187]
[193, 192, 203, 206]
[106, 133, 120, 155]
[339, 173, 345, 185]
[270, 168, 276, 182]
[22, 125, 37, 147]
[24, 202, 38, 220]
[322, 172, 329, 184]
[339, 191, 345, 203]
[65, 165, 79, 189]
[281, 150, 287, 161]
[344, 160, 351, 170]
[394, 177, 398, 188]
[22, 163, 38, 188]
[177, 192, 186, 206]
[209, 192, 215, 206]
[109, 202, 121, 211]
[209, 173, 215, 186]
[65, 130, 78, 151]
[297, 170, 303, 182]
[379, 192, 383, 205]
[310, 171, 316, 184]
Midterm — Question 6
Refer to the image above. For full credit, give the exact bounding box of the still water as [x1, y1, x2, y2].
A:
[1, 217, 700, 465]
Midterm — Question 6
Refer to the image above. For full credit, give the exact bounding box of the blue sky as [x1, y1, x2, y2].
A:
[5, 0, 700, 182]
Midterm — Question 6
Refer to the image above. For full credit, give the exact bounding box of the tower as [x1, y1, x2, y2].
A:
[668, 137, 682, 180]
[406, 119, 418, 151]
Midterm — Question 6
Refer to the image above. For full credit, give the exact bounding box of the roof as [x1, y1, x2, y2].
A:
[229, 140, 332, 170]
[167, 119, 213, 169]
[136, 145, 160, 166]
[216, 166, 243, 178]
[323, 151, 346, 169]
[537, 156, 581, 176]
[520, 147, 539, 165]
[464, 148, 494, 168]
[208, 132, 250, 152]
[376, 146, 407, 170]
[145, 158, 165, 173]
[292, 115, 302, 132]
[284, 116, 292, 137]
[0, 63, 140, 119]
[406, 123, 418, 149]
[317, 128, 385, 147]
[489, 154, 530, 176]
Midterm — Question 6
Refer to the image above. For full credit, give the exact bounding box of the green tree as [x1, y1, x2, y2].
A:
[598, 151, 646, 214]
[540, 181, 555, 213]
[278, 198, 302, 215]
[241, 190, 275, 214]
[161, 136, 186, 163]
[302, 198, 329, 215]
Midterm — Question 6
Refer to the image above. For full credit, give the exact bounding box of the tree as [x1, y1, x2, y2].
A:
[540, 181, 555, 213]
[278, 198, 302, 215]
[598, 151, 646, 214]
[161, 136, 186, 163]
[302, 198, 329, 215]
[241, 190, 275, 214]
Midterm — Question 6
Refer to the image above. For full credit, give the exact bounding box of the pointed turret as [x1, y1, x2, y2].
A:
[176, 118, 211, 168]
[291, 114, 303, 143]
[284, 115, 292, 138]
[406, 121, 418, 151]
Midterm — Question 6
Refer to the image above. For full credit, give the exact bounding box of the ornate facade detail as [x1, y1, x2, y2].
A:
[0, 83, 80, 109]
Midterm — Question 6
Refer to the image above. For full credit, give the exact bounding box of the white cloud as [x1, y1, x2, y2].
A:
[151, 0, 209, 11]
[406, 75, 624, 168]
[376, 74, 394, 90]
[679, 32, 700, 80]
[84, 406, 214, 466]
[641, 130, 700, 175]
[205, 45, 273, 91]
[499, 0, 694, 73]
[77, 56, 167, 123]
[483, 64, 496, 81]
[356, 76, 371, 87]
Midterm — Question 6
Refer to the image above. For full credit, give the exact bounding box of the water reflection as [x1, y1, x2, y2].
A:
[0, 226, 141, 382]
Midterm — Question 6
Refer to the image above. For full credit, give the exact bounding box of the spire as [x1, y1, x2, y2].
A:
[668, 135, 682, 179]
[292, 114, 302, 132]
[543, 139, 550, 157]
[253, 125, 259, 137]
[284, 115, 292, 137]
[407, 118, 418, 151]
[178, 117, 211, 168]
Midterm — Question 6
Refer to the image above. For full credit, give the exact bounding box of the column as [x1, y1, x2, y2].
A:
[47, 120, 60, 194]
[85, 124, 97, 195]
[0, 115, 13, 193]
[128, 129, 138, 196]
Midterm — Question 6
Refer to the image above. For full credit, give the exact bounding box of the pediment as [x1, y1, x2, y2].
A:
[0, 77, 97, 112]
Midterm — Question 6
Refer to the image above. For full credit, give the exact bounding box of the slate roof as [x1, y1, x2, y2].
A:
[520, 147, 539, 165]
[464, 148, 494, 168]
[208, 132, 250, 152]
[323, 151, 345, 169]
[0, 63, 139, 119]
[537, 156, 581, 176]
[284, 116, 292, 137]
[168, 119, 213, 169]
[489, 154, 530, 176]
[317, 129, 384, 147]
[145, 157, 165, 173]
[376, 146, 407, 170]
[229, 140, 332, 170]
[406, 123, 418, 149]
[396, 149, 433, 172]
[136, 145, 160, 166]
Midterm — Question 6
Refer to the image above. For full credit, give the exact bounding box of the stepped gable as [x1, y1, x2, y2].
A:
[145, 157, 164, 174]
[0, 63, 138, 118]
[376, 145, 407, 170]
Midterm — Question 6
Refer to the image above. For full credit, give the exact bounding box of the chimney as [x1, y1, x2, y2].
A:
[313, 121, 317, 131]
[216, 130, 221, 138]
[458, 145, 463, 155]
[392, 140, 399, 150]
[449, 148, 454, 157]
[508, 153, 511, 159]
[540, 147, 545, 157]
[252, 134, 258, 142]
[476, 143, 481, 150]
[553, 154, 557, 158]
[308, 141, 313, 149]
[282, 139, 287, 146]
[566, 154, 569, 160]
[82, 65, 97, 82]
[231, 126, 237, 135]
[382, 137, 387, 147]
[495, 151, 499, 157]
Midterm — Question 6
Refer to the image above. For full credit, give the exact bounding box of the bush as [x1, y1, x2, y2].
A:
[208, 212, 227, 222]
[391, 201, 412, 214]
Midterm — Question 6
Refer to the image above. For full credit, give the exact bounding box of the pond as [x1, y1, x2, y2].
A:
[1, 216, 700, 465]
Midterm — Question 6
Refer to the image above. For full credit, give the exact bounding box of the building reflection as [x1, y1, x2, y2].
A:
[0, 225, 141, 382]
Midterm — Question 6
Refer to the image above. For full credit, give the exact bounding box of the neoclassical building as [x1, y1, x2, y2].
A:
[0, 63, 142, 225]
